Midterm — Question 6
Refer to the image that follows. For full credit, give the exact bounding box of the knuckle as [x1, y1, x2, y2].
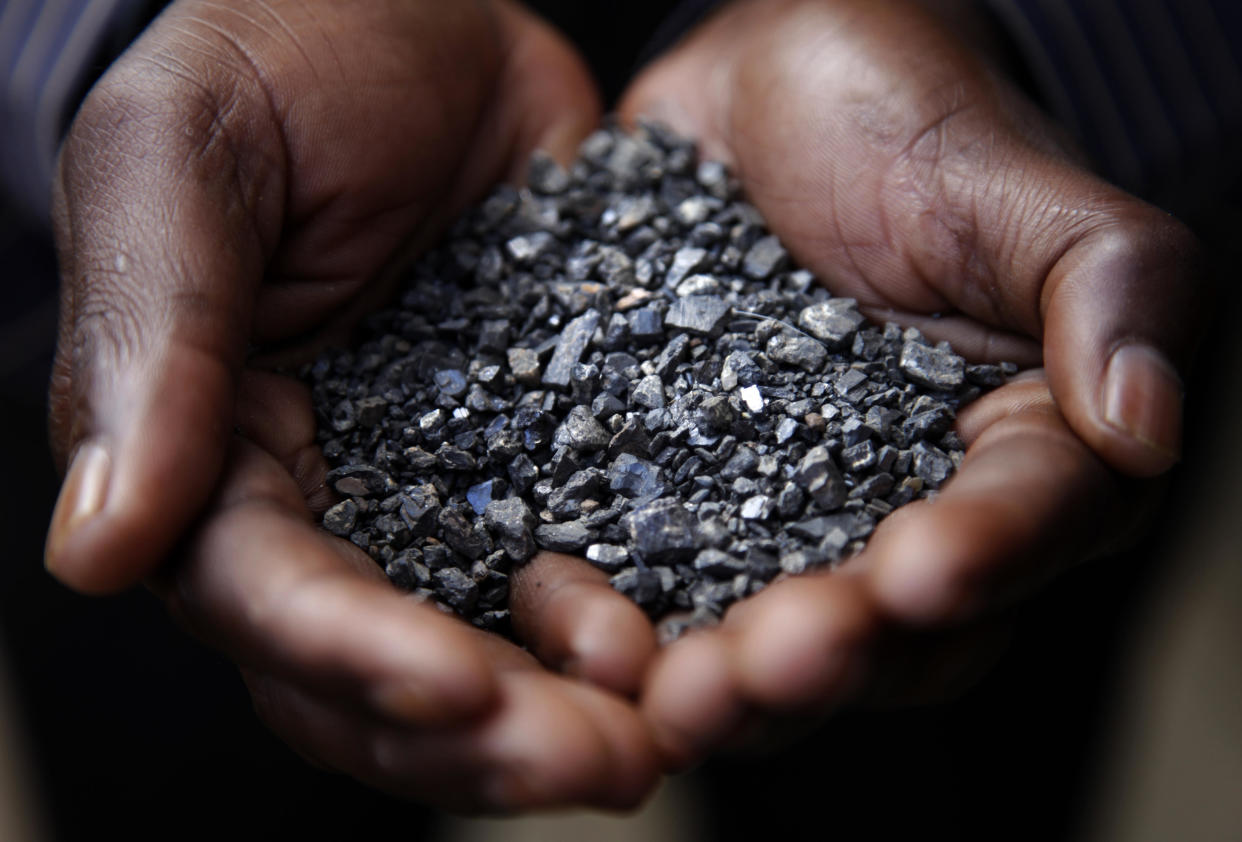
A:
[1072, 203, 1205, 310]
[74, 53, 248, 178]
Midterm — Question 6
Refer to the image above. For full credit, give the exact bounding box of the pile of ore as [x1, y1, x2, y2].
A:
[306, 123, 1012, 639]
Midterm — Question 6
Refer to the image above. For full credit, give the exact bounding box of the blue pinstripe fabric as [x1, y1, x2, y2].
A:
[0, 0, 149, 221]
[987, 0, 1242, 209]
[647, 0, 1241, 210]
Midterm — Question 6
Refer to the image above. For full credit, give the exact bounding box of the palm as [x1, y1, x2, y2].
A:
[137, 0, 598, 348]
[620, 0, 1065, 365]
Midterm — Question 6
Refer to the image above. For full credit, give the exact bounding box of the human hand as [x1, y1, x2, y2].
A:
[615, 0, 1197, 763]
[44, 0, 662, 809]
[45, 0, 599, 593]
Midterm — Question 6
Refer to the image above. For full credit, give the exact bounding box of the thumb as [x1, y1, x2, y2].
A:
[1036, 199, 1202, 477]
[933, 135, 1204, 477]
[45, 57, 279, 593]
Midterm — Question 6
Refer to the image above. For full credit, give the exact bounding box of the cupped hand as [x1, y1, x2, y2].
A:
[43, 0, 668, 809]
[612, 0, 1194, 763]
[46, 0, 600, 593]
[151, 370, 658, 811]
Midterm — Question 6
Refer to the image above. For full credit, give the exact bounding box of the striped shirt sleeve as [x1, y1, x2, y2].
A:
[985, 0, 1242, 211]
[645, 0, 1241, 211]
[0, 0, 155, 222]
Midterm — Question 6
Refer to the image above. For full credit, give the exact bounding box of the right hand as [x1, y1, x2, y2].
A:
[44, 0, 661, 810]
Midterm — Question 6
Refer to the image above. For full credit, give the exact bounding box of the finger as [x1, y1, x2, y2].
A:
[243, 667, 659, 812]
[1038, 216, 1201, 477]
[489, 0, 603, 170]
[234, 369, 334, 512]
[641, 630, 748, 770]
[695, 618, 1013, 750]
[163, 436, 497, 726]
[44, 28, 286, 593]
[865, 377, 1146, 626]
[724, 570, 877, 712]
[509, 551, 658, 697]
[639, 568, 879, 767]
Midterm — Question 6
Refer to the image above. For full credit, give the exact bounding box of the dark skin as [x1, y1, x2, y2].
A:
[44, 0, 1202, 806]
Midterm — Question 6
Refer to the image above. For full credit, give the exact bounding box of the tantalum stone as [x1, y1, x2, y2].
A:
[626, 498, 700, 564]
[742, 235, 788, 279]
[665, 295, 731, 336]
[322, 499, 358, 536]
[483, 497, 537, 561]
[535, 521, 594, 553]
[899, 340, 966, 391]
[586, 543, 629, 572]
[305, 123, 1005, 634]
[553, 405, 610, 451]
[507, 348, 541, 385]
[326, 464, 390, 497]
[766, 332, 827, 372]
[794, 446, 847, 510]
[666, 246, 709, 287]
[740, 385, 764, 413]
[720, 351, 761, 390]
[694, 548, 748, 578]
[798, 299, 866, 348]
[543, 310, 600, 387]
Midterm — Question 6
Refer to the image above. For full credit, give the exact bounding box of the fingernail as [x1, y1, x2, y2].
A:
[45, 442, 111, 576]
[1101, 343, 1183, 463]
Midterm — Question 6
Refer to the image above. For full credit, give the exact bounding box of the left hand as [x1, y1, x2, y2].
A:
[609, 0, 1190, 764]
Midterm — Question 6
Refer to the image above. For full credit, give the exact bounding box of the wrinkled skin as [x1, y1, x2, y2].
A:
[44, 0, 1203, 804]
